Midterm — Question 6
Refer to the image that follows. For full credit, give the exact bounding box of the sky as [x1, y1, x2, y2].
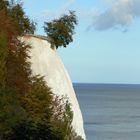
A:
[23, 0, 140, 84]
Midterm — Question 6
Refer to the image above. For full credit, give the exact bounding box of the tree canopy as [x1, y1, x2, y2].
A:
[0, 0, 36, 35]
[44, 11, 78, 49]
[0, 0, 83, 139]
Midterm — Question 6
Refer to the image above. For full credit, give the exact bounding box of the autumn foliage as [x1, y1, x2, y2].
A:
[0, 0, 83, 139]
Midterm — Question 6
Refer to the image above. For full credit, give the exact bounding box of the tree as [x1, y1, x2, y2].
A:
[6, 41, 32, 94]
[9, 3, 36, 34]
[0, 0, 34, 92]
[44, 11, 78, 49]
[0, 10, 18, 87]
[0, 0, 9, 11]
[0, 1, 83, 139]
[0, 87, 27, 139]
[0, 0, 36, 35]
[21, 76, 53, 122]
[7, 119, 64, 140]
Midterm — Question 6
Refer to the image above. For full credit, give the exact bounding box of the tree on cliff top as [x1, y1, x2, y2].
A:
[44, 11, 78, 49]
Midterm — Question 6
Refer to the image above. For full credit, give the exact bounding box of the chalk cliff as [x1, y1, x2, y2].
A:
[21, 35, 86, 139]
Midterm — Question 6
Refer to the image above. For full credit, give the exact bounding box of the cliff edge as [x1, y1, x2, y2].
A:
[21, 35, 86, 139]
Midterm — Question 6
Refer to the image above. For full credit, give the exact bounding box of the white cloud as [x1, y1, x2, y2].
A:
[77, 8, 97, 18]
[91, 0, 140, 30]
[39, 0, 76, 21]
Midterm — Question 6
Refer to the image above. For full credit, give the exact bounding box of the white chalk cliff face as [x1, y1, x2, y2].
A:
[21, 36, 86, 139]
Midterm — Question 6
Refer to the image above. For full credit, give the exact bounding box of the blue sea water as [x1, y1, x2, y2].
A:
[74, 83, 140, 140]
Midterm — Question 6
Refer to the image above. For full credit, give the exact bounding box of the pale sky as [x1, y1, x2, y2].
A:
[23, 0, 140, 84]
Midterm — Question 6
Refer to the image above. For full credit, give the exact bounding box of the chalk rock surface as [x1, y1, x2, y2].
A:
[21, 35, 86, 139]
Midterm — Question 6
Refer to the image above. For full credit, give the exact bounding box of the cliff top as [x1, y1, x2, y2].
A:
[24, 34, 55, 49]
[24, 34, 54, 43]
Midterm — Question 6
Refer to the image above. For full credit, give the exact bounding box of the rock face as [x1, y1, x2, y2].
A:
[21, 35, 86, 139]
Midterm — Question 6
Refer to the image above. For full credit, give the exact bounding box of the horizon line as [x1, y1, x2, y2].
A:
[72, 82, 140, 85]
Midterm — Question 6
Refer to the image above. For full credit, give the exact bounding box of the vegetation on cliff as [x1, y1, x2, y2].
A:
[44, 11, 78, 49]
[0, 0, 82, 139]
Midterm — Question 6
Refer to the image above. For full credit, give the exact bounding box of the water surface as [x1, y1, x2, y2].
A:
[74, 84, 140, 140]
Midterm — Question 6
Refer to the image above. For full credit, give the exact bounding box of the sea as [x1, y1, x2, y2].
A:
[74, 83, 140, 140]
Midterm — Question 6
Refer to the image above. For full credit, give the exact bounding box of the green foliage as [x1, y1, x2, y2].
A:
[44, 11, 78, 49]
[0, 1, 83, 139]
[0, 87, 26, 139]
[7, 120, 64, 140]
[0, 0, 36, 35]
[6, 41, 32, 94]
[9, 3, 36, 34]
[7, 119, 36, 140]
[0, 0, 9, 11]
[0, 33, 8, 87]
[21, 76, 53, 122]
[0, 33, 7, 48]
